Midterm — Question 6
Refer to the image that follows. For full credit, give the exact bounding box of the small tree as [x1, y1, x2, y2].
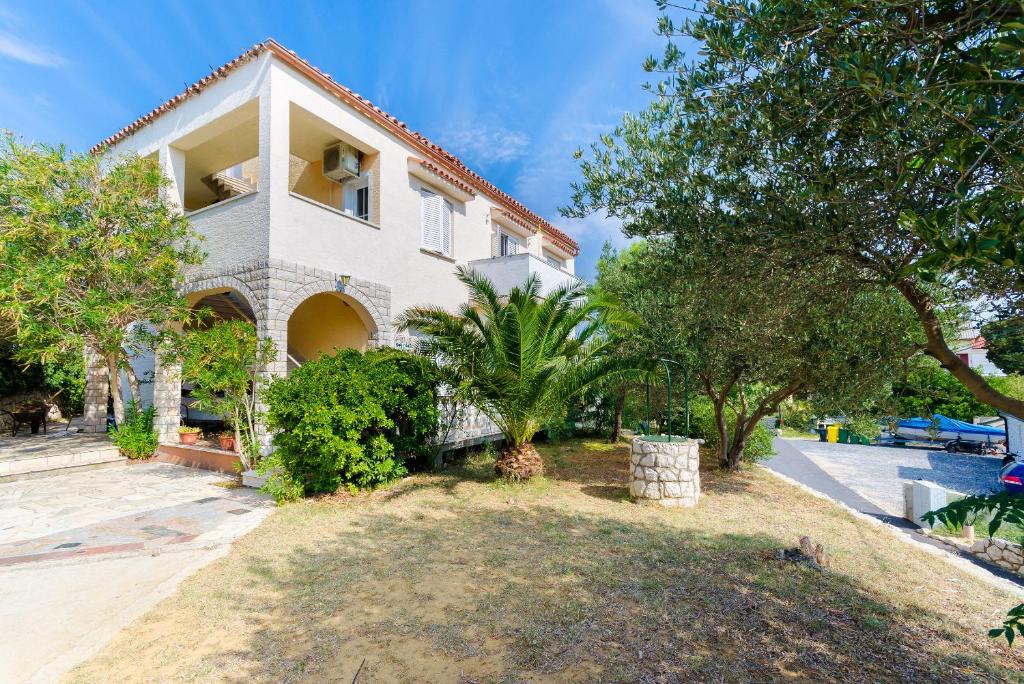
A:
[596, 240, 922, 470]
[177, 320, 275, 470]
[0, 135, 203, 425]
[398, 266, 629, 480]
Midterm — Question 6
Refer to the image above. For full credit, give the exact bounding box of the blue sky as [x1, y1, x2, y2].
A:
[0, 0, 680, 279]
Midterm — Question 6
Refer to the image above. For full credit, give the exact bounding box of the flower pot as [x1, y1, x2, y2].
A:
[179, 431, 198, 445]
[218, 435, 235, 451]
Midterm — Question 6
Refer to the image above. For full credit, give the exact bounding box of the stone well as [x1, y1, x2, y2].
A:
[629, 436, 701, 507]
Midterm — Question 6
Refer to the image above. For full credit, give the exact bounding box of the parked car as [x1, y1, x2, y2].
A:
[999, 458, 1024, 495]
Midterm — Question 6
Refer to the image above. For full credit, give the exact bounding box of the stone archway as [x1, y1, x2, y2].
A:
[264, 272, 392, 376]
[151, 279, 265, 443]
[285, 292, 375, 371]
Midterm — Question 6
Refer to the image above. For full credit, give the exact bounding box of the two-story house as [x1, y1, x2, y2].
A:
[80, 39, 580, 446]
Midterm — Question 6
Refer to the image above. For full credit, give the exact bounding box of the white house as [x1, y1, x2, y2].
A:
[79, 39, 581, 445]
[953, 326, 1005, 377]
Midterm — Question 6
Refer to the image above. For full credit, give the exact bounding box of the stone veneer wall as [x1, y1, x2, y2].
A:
[629, 437, 701, 507]
[970, 538, 1024, 573]
[80, 348, 109, 434]
[926, 533, 1024, 577]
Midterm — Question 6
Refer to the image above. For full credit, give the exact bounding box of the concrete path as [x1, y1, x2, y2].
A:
[0, 462, 273, 683]
[768, 438, 1002, 517]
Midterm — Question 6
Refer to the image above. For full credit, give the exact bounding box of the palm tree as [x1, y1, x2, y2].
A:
[398, 266, 627, 479]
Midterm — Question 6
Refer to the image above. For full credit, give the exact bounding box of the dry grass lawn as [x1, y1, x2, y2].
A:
[69, 440, 1024, 683]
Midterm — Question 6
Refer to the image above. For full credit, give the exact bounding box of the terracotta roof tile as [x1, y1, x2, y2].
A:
[411, 157, 476, 198]
[92, 38, 579, 256]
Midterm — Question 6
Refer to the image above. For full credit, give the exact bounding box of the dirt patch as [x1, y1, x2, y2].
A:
[68, 439, 1024, 682]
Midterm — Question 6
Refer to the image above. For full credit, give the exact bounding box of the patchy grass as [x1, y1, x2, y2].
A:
[69, 439, 1024, 683]
[779, 426, 819, 440]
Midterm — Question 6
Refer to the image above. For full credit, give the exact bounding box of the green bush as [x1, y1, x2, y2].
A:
[780, 400, 815, 432]
[741, 424, 775, 463]
[264, 348, 440, 498]
[110, 401, 158, 459]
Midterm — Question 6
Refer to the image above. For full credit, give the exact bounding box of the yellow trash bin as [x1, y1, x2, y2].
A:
[826, 424, 840, 443]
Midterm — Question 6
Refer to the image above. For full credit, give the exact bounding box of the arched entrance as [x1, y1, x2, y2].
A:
[286, 292, 374, 371]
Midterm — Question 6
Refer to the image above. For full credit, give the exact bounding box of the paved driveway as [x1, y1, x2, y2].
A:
[0, 463, 273, 683]
[767, 438, 1002, 518]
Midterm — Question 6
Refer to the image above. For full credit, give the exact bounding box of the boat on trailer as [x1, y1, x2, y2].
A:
[894, 414, 1006, 445]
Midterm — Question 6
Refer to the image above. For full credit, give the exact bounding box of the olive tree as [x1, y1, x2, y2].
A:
[0, 136, 202, 424]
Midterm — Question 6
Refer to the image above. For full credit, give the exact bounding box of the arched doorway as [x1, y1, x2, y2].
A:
[286, 292, 374, 371]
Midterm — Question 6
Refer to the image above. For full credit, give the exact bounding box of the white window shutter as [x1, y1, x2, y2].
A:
[441, 198, 453, 256]
[421, 190, 441, 252]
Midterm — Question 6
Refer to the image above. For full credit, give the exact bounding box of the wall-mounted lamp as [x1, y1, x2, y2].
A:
[336, 273, 352, 291]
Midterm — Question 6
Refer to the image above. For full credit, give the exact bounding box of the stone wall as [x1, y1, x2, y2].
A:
[629, 437, 701, 507]
[970, 537, 1024, 573]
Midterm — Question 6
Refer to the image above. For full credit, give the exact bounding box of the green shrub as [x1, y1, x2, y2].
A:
[780, 399, 815, 432]
[741, 424, 775, 463]
[264, 348, 440, 498]
[110, 401, 158, 459]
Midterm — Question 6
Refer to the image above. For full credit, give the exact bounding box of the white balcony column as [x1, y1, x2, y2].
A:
[527, 231, 545, 258]
[158, 145, 186, 210]
[259, 74, 291, 216]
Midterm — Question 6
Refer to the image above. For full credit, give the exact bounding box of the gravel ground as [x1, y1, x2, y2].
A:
[773, 440, 1003, 516]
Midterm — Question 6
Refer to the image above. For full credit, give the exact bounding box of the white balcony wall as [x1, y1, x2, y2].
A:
[467, 253, 581, 298]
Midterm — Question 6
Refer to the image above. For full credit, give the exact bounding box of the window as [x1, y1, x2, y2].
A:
[545, 253, 563, 269]
[958, 352, 970, 365]
[421, 189, 453, 256]
[343, 174, 370, 221]
[499, 230, 521, 256]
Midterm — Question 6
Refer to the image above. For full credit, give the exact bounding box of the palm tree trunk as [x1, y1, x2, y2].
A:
[495, 442, 544, 480]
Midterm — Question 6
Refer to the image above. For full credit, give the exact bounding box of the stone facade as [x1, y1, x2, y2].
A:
[80, 348, 109, 434]
[629, 437, 701, 507]
[130, 258, 498, 449]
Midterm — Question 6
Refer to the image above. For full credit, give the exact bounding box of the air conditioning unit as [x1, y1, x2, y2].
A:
[323, 142, 361, 181]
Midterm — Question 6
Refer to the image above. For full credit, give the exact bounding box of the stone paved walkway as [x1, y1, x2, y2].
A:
[0, 462, 273, 683]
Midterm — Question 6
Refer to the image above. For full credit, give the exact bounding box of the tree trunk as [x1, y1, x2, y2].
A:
[896, 278, 1024, 417]
[495, 442, 544, 480]
[725, 418, 751, 472]
[124, 363, 142, 407]
[713, 397, 731, 470]
[609, 385, 627, 443]
[105, 352, 124, 427]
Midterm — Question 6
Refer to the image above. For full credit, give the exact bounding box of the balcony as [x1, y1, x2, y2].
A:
[467, 253, 580, 297]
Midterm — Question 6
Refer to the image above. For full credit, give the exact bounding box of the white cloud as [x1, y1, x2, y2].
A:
[440, 123, 530, 166]
[0, 31, 64, 67]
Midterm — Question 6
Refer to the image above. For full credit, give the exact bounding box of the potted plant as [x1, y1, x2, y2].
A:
[218, 430, 235, 451]
[178, 425, 201, 445]
[175, 320, 277, 481]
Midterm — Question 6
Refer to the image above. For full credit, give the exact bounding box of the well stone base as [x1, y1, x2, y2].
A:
[629, 437, 701, 507]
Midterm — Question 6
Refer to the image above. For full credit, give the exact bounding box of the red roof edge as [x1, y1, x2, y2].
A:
[91, 38, 579, 256]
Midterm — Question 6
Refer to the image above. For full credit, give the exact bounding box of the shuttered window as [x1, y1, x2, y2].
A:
[421, 189, 453, 256]
[499, 230, 521, 256]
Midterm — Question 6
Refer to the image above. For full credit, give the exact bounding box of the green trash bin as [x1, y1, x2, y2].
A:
[838, 428, 849, 444]
[862, 435, 872, 445]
